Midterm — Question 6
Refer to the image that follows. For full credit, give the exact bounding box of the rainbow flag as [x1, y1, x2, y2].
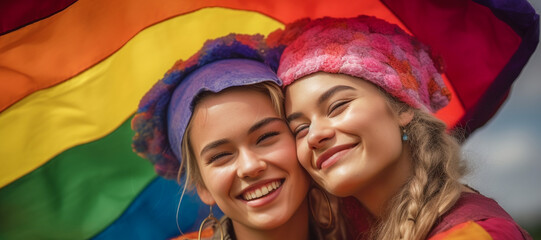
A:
[0, 0, 538, 239]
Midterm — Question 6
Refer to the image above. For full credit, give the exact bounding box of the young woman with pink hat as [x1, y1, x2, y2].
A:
[272, 16, 532, 240]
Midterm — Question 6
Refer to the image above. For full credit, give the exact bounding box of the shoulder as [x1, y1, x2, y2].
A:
[476, 218, 531, 240]
[428, 219, 529, 240]
[170, 217, 236, 240]
[428, 192, 532, 239]
[169, 228, 212, 240]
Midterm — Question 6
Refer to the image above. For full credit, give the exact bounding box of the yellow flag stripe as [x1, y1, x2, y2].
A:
[0, 7, 283, 188]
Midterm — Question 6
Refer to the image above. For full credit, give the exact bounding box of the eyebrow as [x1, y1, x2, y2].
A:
[199, 117, 282, 156]
[286, 85, 355, 122]
[200, 139, 229, 157]
[286, 112, 303, 123]
[248, 117, 283, 134]
[317, 85, 355, 105]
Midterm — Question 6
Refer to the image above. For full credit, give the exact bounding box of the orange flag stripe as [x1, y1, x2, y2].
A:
[0, 8, 284, 188]
[0, 0, 402, 112]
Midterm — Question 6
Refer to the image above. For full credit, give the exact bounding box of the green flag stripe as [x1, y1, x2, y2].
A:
[0, 117, 156, 239]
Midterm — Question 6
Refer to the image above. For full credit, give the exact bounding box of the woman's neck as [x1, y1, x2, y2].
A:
[232, 198, 310, 240]
[353, 146, 413, 218]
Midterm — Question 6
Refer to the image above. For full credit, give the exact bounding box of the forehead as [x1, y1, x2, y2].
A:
[194, 87, 275, 117]
[284, 72, 387, 112]
[285, 73, 358, 103]
[287, 72, 360, 95]
[189, 89, 278, 145]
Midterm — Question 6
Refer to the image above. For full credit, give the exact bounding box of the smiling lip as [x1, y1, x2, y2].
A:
[316, 143, 358, 169]
[237, 179, 284, 207]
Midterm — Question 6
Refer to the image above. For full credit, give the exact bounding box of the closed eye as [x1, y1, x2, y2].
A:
[256, 131, 279, 144]
[207, 152, 232, 165]
[328, 100, 351, 116]
[293, 124, 309, 138]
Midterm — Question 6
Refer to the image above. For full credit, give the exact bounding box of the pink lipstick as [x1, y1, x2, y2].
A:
[316, 143, 357, 169]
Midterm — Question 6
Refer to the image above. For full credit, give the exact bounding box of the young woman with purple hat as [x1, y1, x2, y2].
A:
[272, 16, 532, 240]
[131, 34, 349, 240]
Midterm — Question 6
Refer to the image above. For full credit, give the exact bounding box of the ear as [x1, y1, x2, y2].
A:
[397, 109, 414, 127]
[196, 183, 216, 205]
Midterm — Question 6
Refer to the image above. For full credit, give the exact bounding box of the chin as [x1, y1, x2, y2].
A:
[320, 175, 359, 197]
[325, 184, 354, 197]
[249, 214, 288, 230]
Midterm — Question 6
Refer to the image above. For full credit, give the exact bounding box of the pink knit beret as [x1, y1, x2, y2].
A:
[273, 15, 451, 112]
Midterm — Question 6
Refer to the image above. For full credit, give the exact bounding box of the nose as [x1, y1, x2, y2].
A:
[236, 148, 267, 179]
[307, 120, 334, 150]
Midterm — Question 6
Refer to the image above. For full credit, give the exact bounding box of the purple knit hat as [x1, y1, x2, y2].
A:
[272, 15, 451, 112]
[132, 34, 281, 178]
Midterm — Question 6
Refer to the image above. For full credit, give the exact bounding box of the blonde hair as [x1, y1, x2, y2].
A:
[177, 82, 284, 189]
[177, 82, 350, 239]
[371, 95, 467, 240]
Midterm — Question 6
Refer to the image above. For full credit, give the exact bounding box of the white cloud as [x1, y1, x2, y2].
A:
[462, 123, 541, 228]
[465, 128, 536, 168]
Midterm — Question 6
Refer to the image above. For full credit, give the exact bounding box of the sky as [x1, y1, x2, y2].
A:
[461, 0, 541, 229]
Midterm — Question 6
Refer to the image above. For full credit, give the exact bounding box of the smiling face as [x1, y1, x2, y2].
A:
[285, 72, 413, 198]
[189, 87, 310, 231]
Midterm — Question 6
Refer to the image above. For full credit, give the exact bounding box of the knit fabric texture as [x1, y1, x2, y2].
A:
[271, 15, 451, 112]
[132, 34, 282, 178]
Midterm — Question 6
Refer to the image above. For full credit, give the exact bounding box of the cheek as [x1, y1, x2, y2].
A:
[266, 140, 298, 167]
[340, 103, 394, 132]
[200, 165, 234, 195]
[370, 128, 401, 154]
[335, 109, 370, 132]
[295, 141, 313, 170]
[364, 117, 403, 160]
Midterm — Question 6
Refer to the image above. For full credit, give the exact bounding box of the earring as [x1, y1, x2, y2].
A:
[198, 205, 224, 240]
[307, 187, 334, 229]
[402, 128, 409, 141]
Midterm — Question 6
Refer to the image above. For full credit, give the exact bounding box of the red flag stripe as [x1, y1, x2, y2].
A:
[0, 0, 76, 35]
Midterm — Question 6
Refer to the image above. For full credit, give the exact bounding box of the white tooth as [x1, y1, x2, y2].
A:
[255, 189, 262, 198]
[244, 181, 283, 201]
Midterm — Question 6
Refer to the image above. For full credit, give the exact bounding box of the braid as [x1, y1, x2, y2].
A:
[372, 100, 466, 240]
